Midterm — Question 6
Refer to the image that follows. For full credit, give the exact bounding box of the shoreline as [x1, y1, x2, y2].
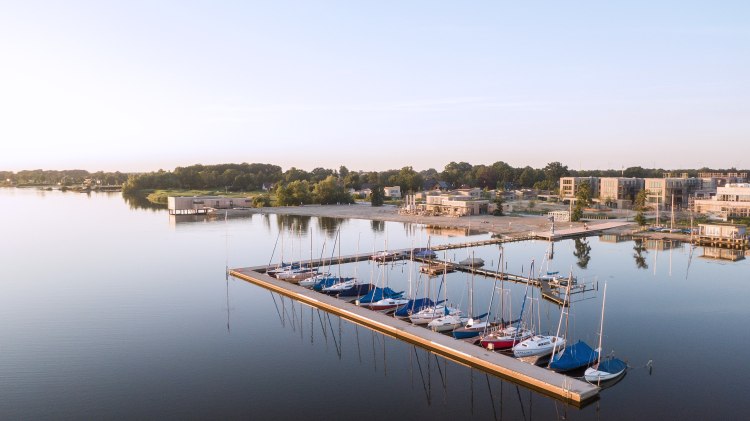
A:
[247, 204, 639, 237]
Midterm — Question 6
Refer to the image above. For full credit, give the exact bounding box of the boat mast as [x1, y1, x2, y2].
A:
[470, 250, 475, 319]
[595, 282, 608, 367]
[670, 194, 675, 231]
[549, 273, 572, 365]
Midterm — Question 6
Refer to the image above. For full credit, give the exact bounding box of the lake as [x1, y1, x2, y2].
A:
[1, 188, 748, 420]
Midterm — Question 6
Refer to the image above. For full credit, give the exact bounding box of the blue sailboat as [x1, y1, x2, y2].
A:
[584, 283, 627, 383]
[356, 287, 403, 305]
[548, 340, 599, 372]
[394, 298, 445, 318]
[312, 276, 354, 292]
[413, 248, 437, 259]
[335, 282, 375, 298]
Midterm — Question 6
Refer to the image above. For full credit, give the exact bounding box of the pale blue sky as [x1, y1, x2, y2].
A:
[1, 1, 748, 172]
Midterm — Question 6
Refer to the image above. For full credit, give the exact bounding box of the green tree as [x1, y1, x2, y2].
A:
[343, 172, 361, 190]
[283, 167, 309, 183]
[571, 181, 591, 222]
[252, 194, 271, 208]
[388, 166, 424, 194]
[542, 161, 569, 190]
[573, 238, 592, 269]
[370, 184, 384, 207]
[313, 175, 353, 204]
[518, 166, 540, 188]
[493, 194, 504, 216]
[633, 189, 648, 226]
[275, 180, 312, 206]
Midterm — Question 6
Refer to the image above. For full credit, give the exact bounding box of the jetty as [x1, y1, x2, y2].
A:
[229, 265, 600, 406]
[412, 256, 595, 306]
[535, 221, 632, 241]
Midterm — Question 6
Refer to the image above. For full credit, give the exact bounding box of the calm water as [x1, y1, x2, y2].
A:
[1, 188, 749, 420]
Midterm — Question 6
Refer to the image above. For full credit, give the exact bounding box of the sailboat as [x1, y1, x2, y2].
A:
[459, 256, 485, 267]
[455, 248, 512, 340]
[584, 283, 627, 383]
[480, 261, 534, 350]
[548, 274, 599, 371]
[512, 270, 567, 358]
[537, 243, 576, 287]
[411, 258, 461, 325]
[409, 278, 460, 325]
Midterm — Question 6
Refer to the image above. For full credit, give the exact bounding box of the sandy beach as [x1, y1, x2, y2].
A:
[252, 203, 635, 237]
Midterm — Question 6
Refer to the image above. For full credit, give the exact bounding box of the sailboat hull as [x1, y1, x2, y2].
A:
[584, 358, 627, 382]
[480, 328, 532, 350]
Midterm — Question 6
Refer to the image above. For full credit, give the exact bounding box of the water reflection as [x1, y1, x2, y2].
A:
[599, 233, 633, 243]
[122, 193, 165, 211]
[371, 220, 385, 232]
[267, 291, 558, 419]
[642, 238, 682, 251]
[426, 226, 485, 237]
[276, 214, 311, 233]
[573, 238, 591, 269]
[700, 246, 746, 261]
[633, 239, 649, 269]
[317, 216, 346, 237]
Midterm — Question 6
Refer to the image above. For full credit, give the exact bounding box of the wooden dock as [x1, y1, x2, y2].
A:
[229, 266, 600, 406]
[410, 256, 595, 306]
[535, 221, 632, 241]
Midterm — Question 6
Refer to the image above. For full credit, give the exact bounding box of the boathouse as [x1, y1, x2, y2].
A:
[167, 196, 252, 215]
[694, 223, 748, 248]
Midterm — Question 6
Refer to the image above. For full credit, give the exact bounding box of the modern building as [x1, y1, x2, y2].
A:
[383, 186, 402, 199]
[548, 210, 570, 222]
[559, 177, 599, 202]
[694, 183, 750, 218]
[598, 177, 644, 209]
[453, 187, 483, 199]
[168, 196, 252, 215]
[643, 174, 700, 210]
[698, 172, 748, 188]
[418, 195, 493, 217]
[697, 223, 745, 239]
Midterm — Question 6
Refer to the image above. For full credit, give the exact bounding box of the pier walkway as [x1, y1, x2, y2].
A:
[229, 266, 599, 405]
[535, 221, 632, 241]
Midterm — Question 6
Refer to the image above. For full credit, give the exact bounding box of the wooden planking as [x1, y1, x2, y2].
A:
[229, 267, 599, 406]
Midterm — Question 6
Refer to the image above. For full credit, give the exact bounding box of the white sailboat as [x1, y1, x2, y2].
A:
[513, 272, 567, 358]
[411, 304, 461, 325]
[584, 283, 627, 383]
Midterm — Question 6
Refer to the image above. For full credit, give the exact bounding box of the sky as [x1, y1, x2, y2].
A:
[1, 0, 748, 173]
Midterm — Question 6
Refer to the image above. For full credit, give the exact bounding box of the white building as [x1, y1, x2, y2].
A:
[694, 183, 750, 218]
[418, 195, 493, 217]
[383, 186, 402, 199]
[168, 196, 252, 215]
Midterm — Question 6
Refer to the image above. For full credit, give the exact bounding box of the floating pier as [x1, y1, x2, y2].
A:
[535, 221, 632, 241]
[411, 256, 595, 306]
[229, 265, 600, 406]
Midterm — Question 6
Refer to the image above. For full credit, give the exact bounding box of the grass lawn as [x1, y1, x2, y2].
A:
[143, 189, 269, 205]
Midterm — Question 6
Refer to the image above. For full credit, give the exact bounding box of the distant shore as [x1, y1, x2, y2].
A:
[249, 204, 637, 237]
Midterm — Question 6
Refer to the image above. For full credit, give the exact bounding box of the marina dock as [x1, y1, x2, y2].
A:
[229, 266, 600, 405]
[535, 221, 632, 240]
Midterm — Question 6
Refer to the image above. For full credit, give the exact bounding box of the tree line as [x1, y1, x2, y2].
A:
[1, 169, 129, 186]
[5, 162, 747, 200]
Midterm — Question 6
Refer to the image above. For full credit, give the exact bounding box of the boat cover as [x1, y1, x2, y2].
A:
[358, 287, 404, 304]
[312, 276, 354, 291]
[548, 340, 598, 372]
[394, 298, 445, 318]
[597, 357, 627, 375]
[337, 283, 375, 297]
